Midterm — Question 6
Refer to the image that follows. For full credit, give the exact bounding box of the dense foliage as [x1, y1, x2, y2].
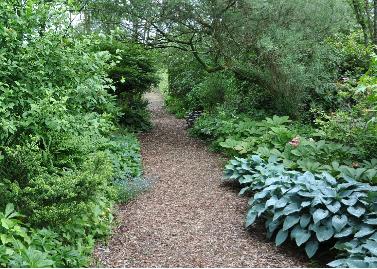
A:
[96, 38, 158, 131]
[0, 1, 152, 267]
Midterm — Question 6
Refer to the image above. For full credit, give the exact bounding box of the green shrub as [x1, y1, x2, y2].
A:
[0, 147, 114, 226]
[96, 39, 158, 131]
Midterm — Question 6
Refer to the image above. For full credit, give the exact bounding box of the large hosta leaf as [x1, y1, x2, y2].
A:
[355, 225, 374, 238]
[291, 226, 311, 246]
[275, 197, 289, 209]
[332, 215, 348, 232]
[334, 227, 353, 238]
[326, 201, 341, 213]
[347, 206, 366, 218]
[283, 203, 300, 215]
[363, 240, 377, 256]
[246, 210, 258, 227]
[283, 215, 300, 231]
[313, 208, 329, 223]
[305, 240, 319, 258]
[300, 214, 311, 228]
[275, 229, 289, 246]
[315, 225, 334, 242]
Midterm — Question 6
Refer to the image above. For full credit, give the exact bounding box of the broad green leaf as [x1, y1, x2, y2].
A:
[291, 226, 311, 246]
[4, 204, 14, 218]
[331, 215, 348, 232]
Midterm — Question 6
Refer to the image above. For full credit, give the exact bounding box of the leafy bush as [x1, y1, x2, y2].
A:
[96, 38, 158, 131]
[0, 1, 146, 266]
[225, 156, 377, 266]
[0, 202, 113, 267]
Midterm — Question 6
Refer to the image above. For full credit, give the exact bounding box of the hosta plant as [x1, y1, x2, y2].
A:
[225, 156, 377, 267]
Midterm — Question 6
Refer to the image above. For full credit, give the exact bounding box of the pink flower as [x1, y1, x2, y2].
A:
[289, 136, 300, 147]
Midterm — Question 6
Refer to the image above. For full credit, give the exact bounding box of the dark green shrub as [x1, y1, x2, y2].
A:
[96, 39, 158, 130]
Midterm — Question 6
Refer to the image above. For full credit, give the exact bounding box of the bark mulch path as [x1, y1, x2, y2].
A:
[94, 92, 308, 267]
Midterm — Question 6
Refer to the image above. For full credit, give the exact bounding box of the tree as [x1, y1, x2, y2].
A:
[349, 0, 377, 47]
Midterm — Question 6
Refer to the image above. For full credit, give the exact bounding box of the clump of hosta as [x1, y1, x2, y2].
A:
[225, 155, 377, 267]
[329, 236, 377, 267]
[224, 155, 291, 194]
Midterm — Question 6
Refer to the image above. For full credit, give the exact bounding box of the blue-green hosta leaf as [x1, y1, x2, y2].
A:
[283, 214, 300, 231]
[268, 219, 281, 234]
[265, 196, 278, 208]
[315, 225, 334, 242]
[311, 196, 324, 206]
[355, 225, 374, 238]
[344, 260, 369, 268]
[239, 175, 253, 184]
[365, 218, 377, 225]
[341, 197, 358, 206]
[320, 187, 336, 198]
[230, 159, 240, 165]
[239, 186, 250, 196]
[332, 215, 348, 232]
[273, 210, 284, 221]
[326, 201, 341, 213]
[291, 225, 311, 246]
[275, 229, 289, 246]
[322, 172, 337, 185]
[334, 227, 353, 238]
[301, 201, 311, 208]
[363, 240, 377, 256]
[254, 190, 269, 200]
[300, 214, 311, 228]
[274, 197, 289, 209]
[313, 208, 329, 224]
[347, 206, 366, 218]
[327, 259, 346, 268]
[298, 191, 318, 198]
[305, 240, 319, 258]
[283, 203, 300, 215]
[246, 210, 258, 227]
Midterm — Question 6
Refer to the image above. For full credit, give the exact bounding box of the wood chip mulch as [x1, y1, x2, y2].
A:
[93, 92, 309, 267]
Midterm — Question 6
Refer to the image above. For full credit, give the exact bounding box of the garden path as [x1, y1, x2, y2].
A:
[94, 91, 308, 267]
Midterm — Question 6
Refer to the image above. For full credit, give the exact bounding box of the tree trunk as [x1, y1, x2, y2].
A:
[374, 0, 377, 48]
[353, 0, 370, 45]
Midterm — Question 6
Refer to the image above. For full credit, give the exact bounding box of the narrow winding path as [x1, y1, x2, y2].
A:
[94, 92, 308, 267]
